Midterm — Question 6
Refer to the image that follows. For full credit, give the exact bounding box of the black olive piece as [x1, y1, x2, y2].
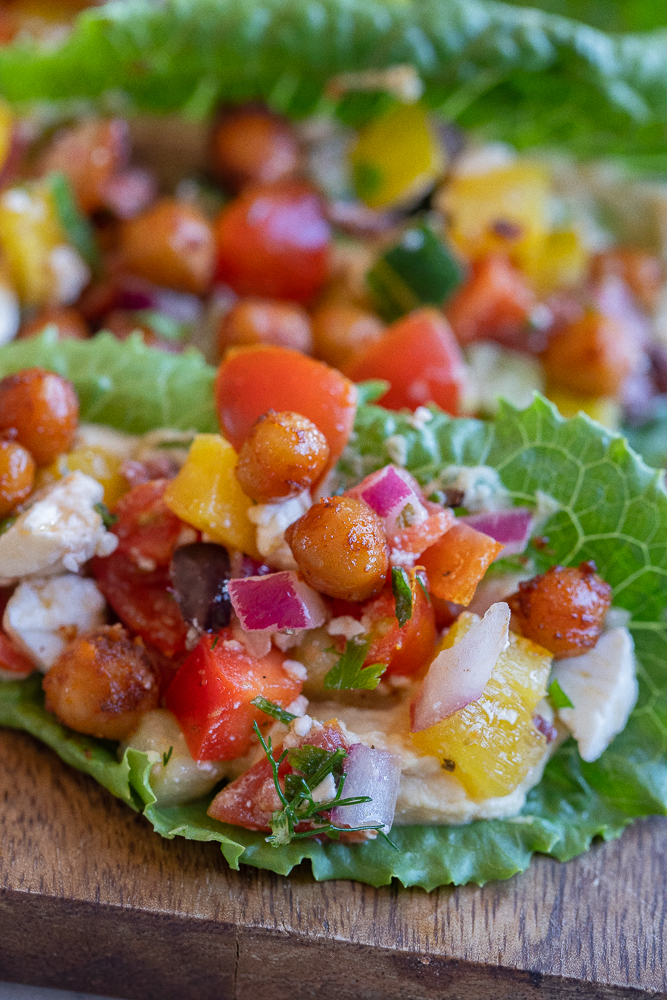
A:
[170, 542, 232, 632]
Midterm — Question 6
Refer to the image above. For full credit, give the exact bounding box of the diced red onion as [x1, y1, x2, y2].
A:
[331, 744, 401, 834]
[228, 571, 327, 632]
[533, 714, 558, 744]
[348, 465, 430, 539]
[461, 508, 533, 557]
[411, 602, 511, 732]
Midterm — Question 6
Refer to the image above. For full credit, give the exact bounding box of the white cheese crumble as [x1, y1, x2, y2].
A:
[426, 465, 510, 513]
[0, 472, 118, 585]
[3, 574, 106, 671]
[551, 627, 637, 763]
[247, 490, 312, 570]
[0, 280, 20, 346]
[327, 616, 366, 640]
[293, 715, 313, 738]
[384, 434, 408, 467]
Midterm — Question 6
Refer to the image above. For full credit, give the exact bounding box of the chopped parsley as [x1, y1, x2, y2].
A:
[251, 696, 297, 726]
[162, 746, 174, 768]
[548, 678, 574, 709]
[323, 636, 386, 691]
[391, 566, 413, 627]
[94, 502, 118, 529]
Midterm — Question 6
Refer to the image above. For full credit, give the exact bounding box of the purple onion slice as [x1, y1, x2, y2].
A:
[331, 744, 401, 835]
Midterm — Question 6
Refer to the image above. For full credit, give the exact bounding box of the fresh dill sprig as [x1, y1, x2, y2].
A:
[162, 746, 174, 767]
[323, 636, 386, 691]
[253, 722, 395, 848]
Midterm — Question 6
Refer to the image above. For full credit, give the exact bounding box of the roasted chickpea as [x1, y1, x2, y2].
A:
[285, 496, 388, 602]
[43, 624, 160, 740]
[542, 311, 641, 398]
[217, 299, 312, 357]
[0, 367, 79, 465]
[0, 439, 35, 517]
[236, 410, 329, 502]
[210, 104, 300, 193]
[18, 306, 89, 341]
[38, 118, 130, 214]
[507, 561, 612, 659]
[311, 302, 385, 374]
[119, 197, 215, 295]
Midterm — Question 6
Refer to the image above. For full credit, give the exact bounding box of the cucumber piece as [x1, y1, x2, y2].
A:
[367, 223, 465, 321]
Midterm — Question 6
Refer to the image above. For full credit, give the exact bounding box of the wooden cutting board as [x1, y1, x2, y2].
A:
[1, 726, 665, 1000]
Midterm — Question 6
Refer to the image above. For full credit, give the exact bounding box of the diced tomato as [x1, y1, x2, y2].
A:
[348, 307, 467, 414]
[91, 552, 188, 659]
[0, 631, 34, 677]
[445, 254, 536, 348]
[361, 569, 436, 678]
[541, 310, 641, 398]
[166, 632, 303, 762]
[214, 180, 330, 304]
[389, 504, 455, 562]
[111, 479, 187, 567]
[207, 719, 349, 829]
[420, 522, 504, 605]
[215, 345, 357, 470]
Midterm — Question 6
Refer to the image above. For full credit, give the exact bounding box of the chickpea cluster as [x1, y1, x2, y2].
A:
[0, 367, 79, 517]
[236, 408, 389, 602]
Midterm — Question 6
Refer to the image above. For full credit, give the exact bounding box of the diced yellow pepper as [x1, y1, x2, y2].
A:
[163, 434, 259, 558]
[411, 612, 552, 800]
[439, 161, 550, 265]
[0, 102, 13, 177]
[546, 388, 621, 430]
[0, 181, 64, 306]
[522, 229, 588, 295]
[350, 103, 445, 210]
[62, 447, 129, 509]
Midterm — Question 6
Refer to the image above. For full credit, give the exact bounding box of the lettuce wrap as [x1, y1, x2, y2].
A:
[1, 0, 667, 888]
[0, 331, 666, 889]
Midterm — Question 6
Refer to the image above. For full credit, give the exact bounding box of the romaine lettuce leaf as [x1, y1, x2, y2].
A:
[0, 0, 666, 164]
[1, 333, 667, 888]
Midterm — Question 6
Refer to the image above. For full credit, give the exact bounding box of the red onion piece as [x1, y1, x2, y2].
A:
[411, 602, 511, 732]
[228, 571, 327, 632]
[331, 744, 401, 834]
[348, 465, 430, 538]
[461, 508, 534, 557]
[100, 167, 157, 219]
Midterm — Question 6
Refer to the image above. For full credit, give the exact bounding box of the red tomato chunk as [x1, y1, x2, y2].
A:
[165, 631, 303, 762]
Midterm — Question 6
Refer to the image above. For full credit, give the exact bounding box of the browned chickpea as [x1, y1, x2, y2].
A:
[285, 496, 388, 602]
[43, 624, 160, 741]
[217, 298, 312, 357]
[18, 306, 89, 341]
[38, 118, 129, 214]
[311, 302, 385, 374]
[507, 561, 612, 659]
[0, 439, 35, 517]
[542, 311, 641, 398]
[236, 410, 329, 502]
[0, 368, 79, 466]
[210, 104, 300, 193]
[119, 197, 215, 295]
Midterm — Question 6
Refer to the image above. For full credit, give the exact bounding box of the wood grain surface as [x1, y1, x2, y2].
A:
[1, 727, 665, 1000]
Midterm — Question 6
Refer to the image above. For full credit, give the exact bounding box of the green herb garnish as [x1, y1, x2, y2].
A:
[0, 514, 16, 536]
[253, 722, 392, 848]
[323, 636, 386, 691]
[94, 502, 118, 529]
[48, 171, 100, 270]
[391, 566, 413, 627]
[251, 696, 297, 726]
[548, 679, 574, 709]
[162, 746, 174, 768]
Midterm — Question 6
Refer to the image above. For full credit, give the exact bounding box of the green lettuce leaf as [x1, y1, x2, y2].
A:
[0, 330, 218, 434]
[0, 0, 666, 164]
[2, 331, 667, 888]
[505, 0, 664, 33]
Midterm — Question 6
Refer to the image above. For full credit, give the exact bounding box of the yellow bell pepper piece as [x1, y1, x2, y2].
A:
[350, 103, 445, 210]
[522, 229, 588, 295]
[0, 181, 65, 306]
[439, 161, 550, 265]
[546, 388, 621, 430]
[61, 447, 129, 509]
[411, 612, 552, 800]
[163, 434, 259, 558]
[0, 102, 13, 177]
